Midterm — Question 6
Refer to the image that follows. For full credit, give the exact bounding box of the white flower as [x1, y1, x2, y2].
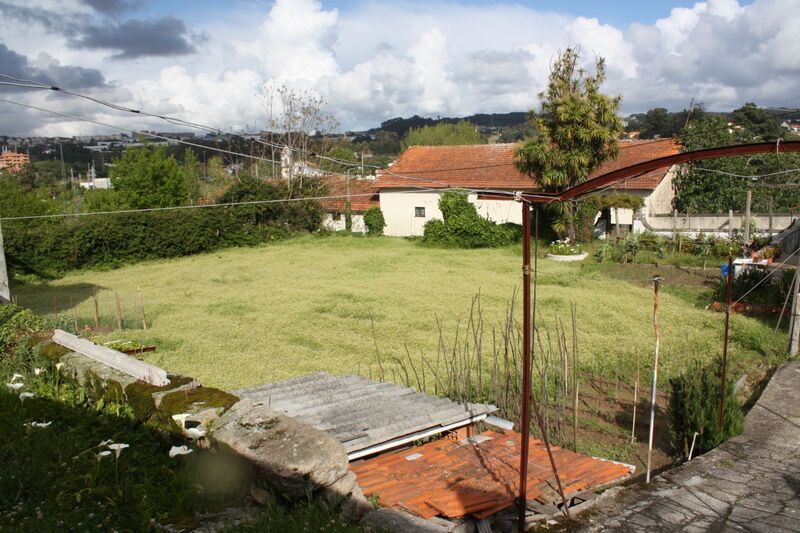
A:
[184, 427, 206, 440]
[10, 373, 24, 383]
[6, 383, 24, 391]
[98, 439, 113, 447]
[107, 443, 129, 459]
[55, 363, 64, 372]
[168, 445, 193, 458]
[25, 421, 52, 428]
[171, 413, 191, 429]
[96, 450, 112, 461]
[34, 368, 44, 376]
[19, 392, 34, 403]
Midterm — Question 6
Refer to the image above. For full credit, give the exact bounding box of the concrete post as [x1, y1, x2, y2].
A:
[0, 222, 9, 304]
[744, 188, 752, 243]
[673, 209, 678, 240]
[728, 210, 734, 239]
[790, 259, 800, 358]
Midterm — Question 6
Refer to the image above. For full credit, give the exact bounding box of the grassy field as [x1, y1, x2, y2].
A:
[13, 235, 788, 393]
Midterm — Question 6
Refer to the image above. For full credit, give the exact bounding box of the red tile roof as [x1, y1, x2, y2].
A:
[351, 429, 634, 520]
[318, 175, 379, 212]
[374, 139, 680, 192]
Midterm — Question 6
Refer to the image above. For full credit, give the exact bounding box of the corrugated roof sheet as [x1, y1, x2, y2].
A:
[350, 429, 635, 520]
[234, 373, 497, 457]
[374, 139, 680, 191]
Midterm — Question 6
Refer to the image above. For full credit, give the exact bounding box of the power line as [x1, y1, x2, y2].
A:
[731, 247, 800, 306]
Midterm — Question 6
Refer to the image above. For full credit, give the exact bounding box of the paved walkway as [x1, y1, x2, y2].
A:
[580, 361, 800, 532]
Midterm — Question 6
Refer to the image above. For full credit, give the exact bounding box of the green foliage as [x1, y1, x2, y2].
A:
[402, 121, 483, 149]
[182, 148, 201, 203]
[570, 193, 644, 243]
[363, 207, 386, 235]
[111, 145, 189, 209]
[674, 108, 800, 213]
[0, 175, 56, 218]
[0, 304, 44, 358]
[632, 106, 705, 139]
[712, 268, 792, 306]
[3, 178, 324, 277]
[515, 48, 623, 240]
[668, 358, 744, 459]
[421, 190, 518, 248]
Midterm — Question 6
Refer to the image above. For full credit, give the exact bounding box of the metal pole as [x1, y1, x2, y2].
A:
[718, 256, 733, 428]
[0, 222, 9, 304]
[646, 275, 664, 483]
[518, 203, 570, 530]
[518, 200, 532, 531]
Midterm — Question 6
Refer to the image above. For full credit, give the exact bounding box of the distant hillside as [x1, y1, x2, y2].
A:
[359, 112, 529, 138]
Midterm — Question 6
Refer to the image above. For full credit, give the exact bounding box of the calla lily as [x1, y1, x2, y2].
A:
[34, 368, 44, 376]
[171, 413, 191, 429]
[98, 439, 113, 446]
[184, 427, 206, 440]
[6, 383, 24, 391]
[25, 421, 52, 428]
[10, 373, 24, 383]
[107, 443, 129, 459]
[19, 392, 34, 403]
[55, 362, 64, 371]
[96, 450, 112, 461]
[168, 445, 193, 458]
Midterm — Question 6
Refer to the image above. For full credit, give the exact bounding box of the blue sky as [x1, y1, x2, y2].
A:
[0, 0, 795, 136]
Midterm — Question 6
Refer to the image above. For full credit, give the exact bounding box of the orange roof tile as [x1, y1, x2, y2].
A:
[350, 430, 634, 520]
[374, 139, 680, 192]
[318, 175, 379, 212]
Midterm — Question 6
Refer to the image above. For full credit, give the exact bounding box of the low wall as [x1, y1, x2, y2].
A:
[323, 213, 367, 233]
[642, 212, 796, 237]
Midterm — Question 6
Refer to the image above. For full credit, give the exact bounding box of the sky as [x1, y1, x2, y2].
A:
[0, 0, 796, 137]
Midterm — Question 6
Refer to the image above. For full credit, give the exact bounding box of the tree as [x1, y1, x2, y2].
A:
[110, 146, 189, 209]
[402, 121, 483, 149]
[673, 112, 800, 213]
[515, 47, 623, 241]
[182, 148, 201, 203]
[731, 102, 784, 141]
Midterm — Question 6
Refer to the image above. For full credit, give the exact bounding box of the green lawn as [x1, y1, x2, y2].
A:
[13, 235, 788, 392]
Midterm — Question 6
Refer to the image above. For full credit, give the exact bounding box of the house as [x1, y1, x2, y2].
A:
[372, 140, 680, 237]
[318, 175, 379, 233]
[0, 147, 29, 174]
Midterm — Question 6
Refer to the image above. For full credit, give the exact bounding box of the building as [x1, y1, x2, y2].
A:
[318, 175, 379, 233]
[372, 140, 680, 237]
[0, 147, 30, 173]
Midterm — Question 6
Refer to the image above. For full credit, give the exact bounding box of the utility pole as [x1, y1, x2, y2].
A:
[744, 187, 752, 243]
[646, 275, 664, 483]
[59, 143, 66, 183]
[0, 222, 10, 304]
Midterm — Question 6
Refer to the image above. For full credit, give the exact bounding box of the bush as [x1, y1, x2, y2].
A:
[422, 190, 518, 248]
[363, 207, 386, 235]
[712, 268, 788, 306]
[668, 357, 744, 460]
[3, 178, 324, 277]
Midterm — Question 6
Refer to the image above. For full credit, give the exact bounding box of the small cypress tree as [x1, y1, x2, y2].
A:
[363, 207, 386, 235]
[667, 357, 744, 460]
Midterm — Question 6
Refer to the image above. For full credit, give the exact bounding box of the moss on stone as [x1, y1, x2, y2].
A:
[124, 375, 196, 421]
[158, 387, 239, 417]
[39, 342, 70, 363]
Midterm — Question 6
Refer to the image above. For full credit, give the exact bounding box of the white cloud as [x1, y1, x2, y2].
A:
[2, 0, 800, 135]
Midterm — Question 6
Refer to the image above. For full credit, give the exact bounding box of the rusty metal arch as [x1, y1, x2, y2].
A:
[522, 140, 800, 203]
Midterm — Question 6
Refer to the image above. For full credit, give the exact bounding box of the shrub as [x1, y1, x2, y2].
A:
[363, 207, 386, 235]
[3, 178, 324, 277]
[712, 268, 788, 306]
[668, 357, 744, 460]
[422, 190, 518, 248]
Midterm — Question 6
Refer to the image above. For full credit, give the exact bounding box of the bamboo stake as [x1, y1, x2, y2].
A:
[646, 275, 664, 484]
[138, 287, 148, 330]
[114, 291, 124, 331]
[718, 256, 733, 428]
[70, 298, 78, 332]
[571, 303, 579, 452]
[93, 288, 100, 330]
[631, 349, 640, 444]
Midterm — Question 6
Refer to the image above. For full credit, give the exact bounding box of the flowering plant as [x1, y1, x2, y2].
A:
[548, 240, 583, 256]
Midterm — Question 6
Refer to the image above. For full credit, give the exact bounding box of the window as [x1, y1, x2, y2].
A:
[415, 206, 425, 218]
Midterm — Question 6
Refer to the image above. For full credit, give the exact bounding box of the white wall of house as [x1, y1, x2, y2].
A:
[473, 197, 523, 224]
[644, 166, 678, 216]
[380, 191, 445, 236]
[379, 190, 524, 236]
[323, 213, 367, 233]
